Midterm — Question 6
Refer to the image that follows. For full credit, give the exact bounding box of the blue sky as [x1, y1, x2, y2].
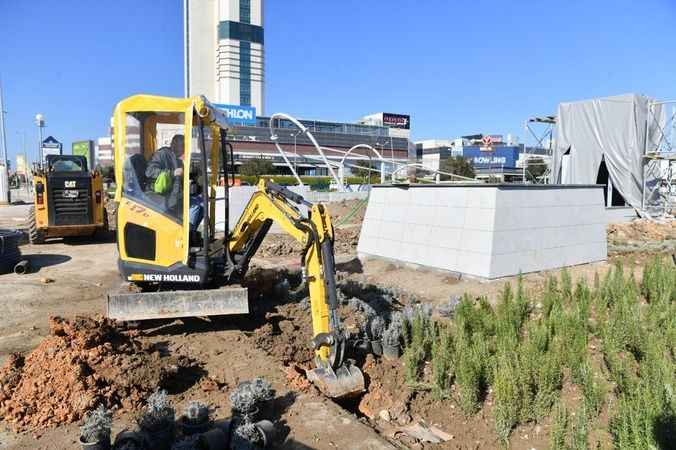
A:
[1, 0, 675, 164]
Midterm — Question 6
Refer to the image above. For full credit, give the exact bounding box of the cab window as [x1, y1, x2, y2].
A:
[51, 158, 84, 172]
[123, 112, 185, 223]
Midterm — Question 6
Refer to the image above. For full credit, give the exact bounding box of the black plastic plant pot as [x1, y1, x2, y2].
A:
[382, 343, 400, 360]
[371, 339, 383, 356]
[255, 420, 276, 448]
[141, 423, 174, 450]
[79, 436, 111, 450]
[179, 417, 212, 436]
[199, 427, 228, 449]
[355, 339, 372, 354]
[112, 430, 145, 450]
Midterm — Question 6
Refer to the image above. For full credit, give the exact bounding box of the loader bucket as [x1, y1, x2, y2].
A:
[107, 287, 249, 321]
[306, 361, 365, 399]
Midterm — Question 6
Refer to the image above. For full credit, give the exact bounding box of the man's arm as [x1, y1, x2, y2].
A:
[145, 150, 165, 179]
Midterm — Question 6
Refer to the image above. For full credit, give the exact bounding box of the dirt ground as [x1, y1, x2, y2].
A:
[0, 201, 672, 449]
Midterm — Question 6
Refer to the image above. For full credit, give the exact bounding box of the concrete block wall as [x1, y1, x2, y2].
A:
[357, 184, 607, 279]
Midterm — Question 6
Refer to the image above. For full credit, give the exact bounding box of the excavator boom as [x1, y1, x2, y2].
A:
[226, 180, 365, 398]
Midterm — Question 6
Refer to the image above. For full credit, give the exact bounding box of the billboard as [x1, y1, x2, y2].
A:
[214, 103, 257, 126]
[462, 146, 521, 169]
[382, 113, 410, 129]
[15, 155, 27, 175]
[72, 140, 95, 170]
[41, 136, 62, 161]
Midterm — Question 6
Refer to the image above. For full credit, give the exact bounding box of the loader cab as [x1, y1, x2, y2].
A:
[114, 95, 229, 286]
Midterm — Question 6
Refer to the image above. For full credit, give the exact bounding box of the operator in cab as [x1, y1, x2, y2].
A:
[145, 134, 203, 231]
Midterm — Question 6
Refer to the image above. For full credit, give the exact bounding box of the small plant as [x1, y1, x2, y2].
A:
[569, 407, 590, 450]
[229, 384, 258, 416]
[493, 354, 521, 442]
[233, 421, 264, 446]
[381, 325, 399, 347]
[139, 389, 175, 431]
[80, 404, 112, 444]
[250, 377, 275, 402]
[369, 316, 385, 340]
[230, 378, 275, 418]
[182, 400, 210, 425]
[431, 323, 453, 396]
[549, 402, 568, 450]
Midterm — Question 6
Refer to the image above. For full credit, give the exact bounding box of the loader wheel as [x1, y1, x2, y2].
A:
[27, 206, 44, 244]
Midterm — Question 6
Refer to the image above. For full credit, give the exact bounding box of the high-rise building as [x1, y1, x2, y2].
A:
[185, 0, 264, 114]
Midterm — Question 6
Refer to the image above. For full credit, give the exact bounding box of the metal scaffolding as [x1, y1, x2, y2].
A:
[522, 115, 555, 184]
[642, 101, 676, 219]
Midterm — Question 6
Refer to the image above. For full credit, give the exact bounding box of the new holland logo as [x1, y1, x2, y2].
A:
[129, 273, 201, 283]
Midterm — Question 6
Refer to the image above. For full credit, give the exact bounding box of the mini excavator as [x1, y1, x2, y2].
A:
[106, 95, 364, 399]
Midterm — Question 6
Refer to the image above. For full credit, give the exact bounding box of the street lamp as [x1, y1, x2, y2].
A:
[35, 113, 45, 165]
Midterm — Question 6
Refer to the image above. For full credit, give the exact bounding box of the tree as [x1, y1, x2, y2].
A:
[351, 159, 381, 184]
[439, 156, 475, 181]
[239, 157, 276, 180]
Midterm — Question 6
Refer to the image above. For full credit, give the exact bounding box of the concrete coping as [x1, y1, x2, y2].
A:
[372, 183, 605, 190]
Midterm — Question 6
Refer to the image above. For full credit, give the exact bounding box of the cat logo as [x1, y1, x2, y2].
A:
[64, 180, 76, 188]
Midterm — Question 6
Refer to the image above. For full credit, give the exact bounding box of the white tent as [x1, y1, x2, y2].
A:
[552, 93, 664, 211]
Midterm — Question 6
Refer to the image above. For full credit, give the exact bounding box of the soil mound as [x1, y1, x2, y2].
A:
[0, 316, 195, 432]
[608, 219, 676, 243]
[257, 226, 361, 258]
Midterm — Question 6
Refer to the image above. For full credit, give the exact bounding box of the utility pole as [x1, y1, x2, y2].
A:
[0, 78, 9, 205]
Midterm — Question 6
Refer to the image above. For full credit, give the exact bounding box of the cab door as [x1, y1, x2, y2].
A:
[117, 111, 188, 268]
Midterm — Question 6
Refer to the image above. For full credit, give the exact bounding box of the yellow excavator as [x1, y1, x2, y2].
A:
[107, 95, 364, 399]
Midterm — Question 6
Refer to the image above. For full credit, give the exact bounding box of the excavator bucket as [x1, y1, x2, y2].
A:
[306, 362, 365, 399]
[106, 287, 249, 321]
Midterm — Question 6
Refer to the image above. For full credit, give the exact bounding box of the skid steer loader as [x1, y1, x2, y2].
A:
[27, 154, 107, 243]
[107, 95, 364, 399]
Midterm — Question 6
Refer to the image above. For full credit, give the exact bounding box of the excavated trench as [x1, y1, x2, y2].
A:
[239, 266, 419, 426]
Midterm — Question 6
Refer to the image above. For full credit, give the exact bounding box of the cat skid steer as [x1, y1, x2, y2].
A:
[107, 95, 364, 399]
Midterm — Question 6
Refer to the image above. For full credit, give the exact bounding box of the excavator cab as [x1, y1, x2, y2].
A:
[108, 95, 364, 399]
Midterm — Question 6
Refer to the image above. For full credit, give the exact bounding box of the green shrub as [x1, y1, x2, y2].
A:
[431, 324, 453, 395]
[402, 309, 434, 384]
[454, 336, 485, 414]
[549, 402, 569, 450]
[493, 353, 522, 442]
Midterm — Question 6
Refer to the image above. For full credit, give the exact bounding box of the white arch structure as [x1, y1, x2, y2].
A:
[268, 112, 479, 190]
[269, 113, 341, 187]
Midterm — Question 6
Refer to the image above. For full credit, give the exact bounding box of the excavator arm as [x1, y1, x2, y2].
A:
[226, 180, 365, 398]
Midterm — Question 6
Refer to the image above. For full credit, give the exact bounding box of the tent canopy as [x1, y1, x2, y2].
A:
[552, 93, 663, 210]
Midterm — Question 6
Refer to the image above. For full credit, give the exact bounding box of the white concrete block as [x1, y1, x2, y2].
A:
[359, 185, 607, 279]
[465, 187, 497, 209]
[463, 207, 496, 231]
[435, 205, 467, 228]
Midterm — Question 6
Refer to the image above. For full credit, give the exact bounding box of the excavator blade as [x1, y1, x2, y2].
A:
[306, 362, 365, 399]
[107, 287, 249, 321]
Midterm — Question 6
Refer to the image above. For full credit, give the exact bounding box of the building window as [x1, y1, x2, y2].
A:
[240, 0, 251, 24]
[218, 21, 264, 45]
[240, 41, 251, 106]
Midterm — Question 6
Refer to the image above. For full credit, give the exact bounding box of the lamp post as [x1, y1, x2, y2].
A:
[35, 113, 45, 166]
[0, 79, 9, 205]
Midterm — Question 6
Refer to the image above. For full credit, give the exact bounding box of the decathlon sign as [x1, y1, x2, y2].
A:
[214, 103, 257, 126]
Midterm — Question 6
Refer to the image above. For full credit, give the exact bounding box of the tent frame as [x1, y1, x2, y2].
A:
[642, 100, 676, 218]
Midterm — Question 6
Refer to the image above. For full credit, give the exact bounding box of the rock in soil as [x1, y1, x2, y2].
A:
[0, 315, 196, 432]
